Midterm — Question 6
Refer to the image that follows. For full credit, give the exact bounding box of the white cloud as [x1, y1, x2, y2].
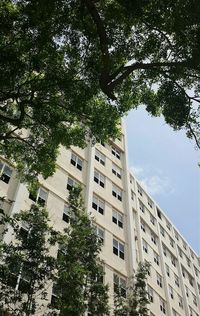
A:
[130, 166, 144, 177]
[130, 164, 174, 197]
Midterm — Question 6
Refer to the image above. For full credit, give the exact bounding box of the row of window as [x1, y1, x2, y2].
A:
[148, 285, 184, 314]
[182, 266, 195, 288]
[140, 220, 157, 246]
[147, 287, 167, 314]
[67, 167, 123, 201]
[185, 285, 198, 306]
[92, 195, 124, 227]
[142, 239, 160, 266]
[71, 147, 122, 174]
[52, 270, 127, 307]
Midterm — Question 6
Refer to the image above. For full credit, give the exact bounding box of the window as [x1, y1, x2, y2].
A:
[157, 208, 162, 219]
[198, 283, 200, 295]
[112, 163, 122, 179]
[169, 237, 174, 248]
[147, 286, 154, 302]
[113, 273, 126, 297]
[150, 214, 155, 225]
[112, 209, 123, 228]
[178, 248, 182, 258]
[137, 184, 143, 196]
[142, 239, 148, 253]
[154, 251, 159, 265]
[66, 177, 78, 191]
[160, 225, 165, 237]
[185, 285, 189, 297]
[183, 241, 187, 250]
[148, 198, 153, 208]
[131, 190, 134, 201]
[139, 201, 145, 213]
[192, 297, 197, 309]
[63, 205, 71, 223]
[70, 152, 83, 171]
[169, 285, 174, 299]
[141, 221, 146, 232]
[163, 246, 167, 257]
[95, 225, 105, 244]
[111, 146, 121, 160]
[166, 221, 171, 231]
[194, 267, 199, 277]
[29, 187, 48, 206]
[19, 221, 29, 239]
[151, 232, 157, 245]
[187, 258, 191, 267]
[174, 274, 179, 287]
[112, 185, 122, 201]
[171, 255, 176, 267]
[175, 231, 179, 241]
[182, 267, 186, 278]
[95, 149, 105, 166]
[92, 195, 105, 215]
[160, 298, 166, 314]
[113, 238, 125, 260]
[157, 273, 162, 288]
[190, 250, 194, 259]
[189, 277, 194, 287]
[18, 263, 32, 293]
[0, 162, 12, 184]
[51, 283, 59, 307]
[178, 296, 183, 309]
[166, 264, 170, 277]
[94, 170, 105, 188]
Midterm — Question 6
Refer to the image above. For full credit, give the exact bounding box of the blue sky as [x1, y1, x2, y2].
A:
[125, 107, 200, 254]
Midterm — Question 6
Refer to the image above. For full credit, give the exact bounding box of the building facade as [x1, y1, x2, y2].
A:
[0, 121, 200, 316]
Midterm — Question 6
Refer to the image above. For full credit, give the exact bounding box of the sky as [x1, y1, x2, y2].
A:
[124, 107, 200, 254]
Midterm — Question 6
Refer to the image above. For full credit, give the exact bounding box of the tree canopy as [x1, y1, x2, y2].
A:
[1, 0, 200, 180]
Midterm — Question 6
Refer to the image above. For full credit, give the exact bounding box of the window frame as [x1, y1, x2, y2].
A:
[113, 238, 125, 260]
[112, 163, 122, 179]
[0, 162, 12, 184]
[70, 152, 83, 171]
[92, 195, 105, 215]
[112, 209, 123, 228]
[94, 169, 105, 188]
[112, 184, 122, 201]
[95, 149, 105, 166]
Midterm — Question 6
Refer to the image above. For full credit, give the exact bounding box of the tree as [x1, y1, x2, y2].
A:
[0, 188, 109, 316]
[0, 205, 59, 316]
[53, 187, 110, 316]
[114, 262, 150, 316]
[1, 0, 200, 181]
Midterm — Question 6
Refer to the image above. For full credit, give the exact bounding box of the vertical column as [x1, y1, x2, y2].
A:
[84, 141, 95, 214]
[123, 119, 138, 275]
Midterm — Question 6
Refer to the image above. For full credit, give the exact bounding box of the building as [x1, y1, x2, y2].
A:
[0, 121, 200, 316]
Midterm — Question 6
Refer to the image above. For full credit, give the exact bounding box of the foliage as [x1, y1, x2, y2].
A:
[0, 188, 109, 315]
[53, 187, 110, 316]
[0, 205, 59, 316]
[0, 0, 200, 180]
[114, 262, 150, 316]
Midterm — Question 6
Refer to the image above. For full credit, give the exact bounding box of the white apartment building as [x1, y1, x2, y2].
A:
[0, 121, 200, 316]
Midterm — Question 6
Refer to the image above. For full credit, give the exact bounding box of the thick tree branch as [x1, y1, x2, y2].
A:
[108, 61, 190, 92]
[83, 0, 117, 98]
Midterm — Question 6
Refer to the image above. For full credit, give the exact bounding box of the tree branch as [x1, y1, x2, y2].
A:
[108, 60, 190, 92]
[186, 123, 200, 149]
